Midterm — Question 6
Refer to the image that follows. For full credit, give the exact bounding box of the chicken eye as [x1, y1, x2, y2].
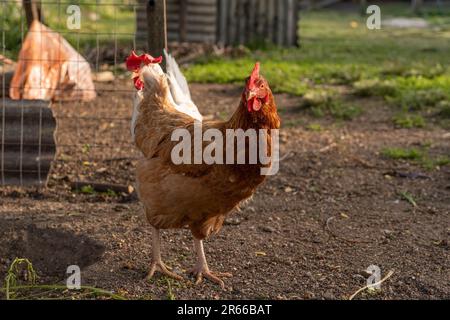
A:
[260, 84, 264, 89]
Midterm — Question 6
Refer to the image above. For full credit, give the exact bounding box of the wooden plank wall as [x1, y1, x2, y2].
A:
[217, 0, 300, 47]
[135, 1, 149, 50]
[167, 0, 217, 43]
[136, 0, 217, 47]
[136, 0, 300, 48]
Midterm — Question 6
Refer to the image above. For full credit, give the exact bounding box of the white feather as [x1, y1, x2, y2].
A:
[130, 90, 143, 142]
[164, 49, 191, 100]
[130, 53, 203, 144]
[164, 50, 203, 121]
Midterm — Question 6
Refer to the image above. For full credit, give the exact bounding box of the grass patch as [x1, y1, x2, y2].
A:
[2, 2, 448, 124]
[353, 79, 397, 98]
[302, 89, 362, 120]
[398, 191, 418, 208]
[166, 279, 176, 300]
[306, 123, 323, 132]
[420, 155, 450, 170]
[80, 185, 95, 194]
[393, 114, 426, 128]
[1, 1, 135, 58]
[312, 103, 361, 120]
[284, 118, 304, 128]
[438, 101, 450, 118]
[4, 258, 37, 300]
[387, 87, 449, 110]
[382, 147, 423, 160]
[184, 3, 450, 125]
[310, 100, 362, 120]
[353, 77, 450, 111]
[74, 185, 118, 197]
[185, 4, 450, 96]
[381, 146, 449, 170]
[328, 101, 362, 120]
[1, 258, 125, 300]
[435, 156, 450, 167]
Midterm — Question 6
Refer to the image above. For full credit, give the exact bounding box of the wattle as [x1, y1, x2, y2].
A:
[133, 76, 144, 90]
[247, 97, 262, 112]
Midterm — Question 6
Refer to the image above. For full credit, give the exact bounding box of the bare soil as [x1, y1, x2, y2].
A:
[0, 80, 449, 300]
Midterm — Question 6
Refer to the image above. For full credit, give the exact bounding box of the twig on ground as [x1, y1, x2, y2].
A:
[348, 270, 395, 300]
[0, 284, 126, 300]
[319, 143, 337, 153]
[278, 150, 295, 162]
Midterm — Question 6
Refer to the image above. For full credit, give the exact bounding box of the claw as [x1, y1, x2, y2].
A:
[146, 261, 183, 281]
[190, 267, 232, 289]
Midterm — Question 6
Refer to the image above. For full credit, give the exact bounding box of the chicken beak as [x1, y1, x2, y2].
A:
[246, 90, 257, 101]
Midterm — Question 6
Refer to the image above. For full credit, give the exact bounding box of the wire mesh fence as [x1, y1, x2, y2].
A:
[1, 0, 143, 189]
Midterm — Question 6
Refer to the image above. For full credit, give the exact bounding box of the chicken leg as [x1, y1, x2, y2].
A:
[146, 226, 183, 281]
[190, 238, 232, 289]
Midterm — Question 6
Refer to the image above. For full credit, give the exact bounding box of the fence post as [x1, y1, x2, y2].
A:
[412, 0, 423, 13]
[179, 0, 188, 43]
[360, 0, 367, 15]
[23, 0, 43, 27]
[146, 0, 168, 71]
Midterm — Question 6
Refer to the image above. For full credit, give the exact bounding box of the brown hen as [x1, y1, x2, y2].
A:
[129, 52, 280, 288]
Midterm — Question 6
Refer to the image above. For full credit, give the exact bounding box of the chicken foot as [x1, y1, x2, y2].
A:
[190, 239, 232, 289]
[146, 226, 183, 281]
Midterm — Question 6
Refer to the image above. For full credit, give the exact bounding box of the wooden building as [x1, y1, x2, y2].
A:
[136, 0, 300, 48]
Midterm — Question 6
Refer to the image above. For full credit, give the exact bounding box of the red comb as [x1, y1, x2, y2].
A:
[126, 50, 163, 90]
[126, 51, 163, 71]
[142, 54, 163, 65]
[248, 62, 260, 89]
[126, 51, 142, 72]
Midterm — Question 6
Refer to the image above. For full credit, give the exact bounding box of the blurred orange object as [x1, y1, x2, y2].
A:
[10, 20, 96, 101]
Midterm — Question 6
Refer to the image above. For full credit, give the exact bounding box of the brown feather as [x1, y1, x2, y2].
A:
[135, 74, 280, 239]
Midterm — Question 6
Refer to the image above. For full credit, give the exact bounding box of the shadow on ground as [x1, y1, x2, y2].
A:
[0, 217, 105, 280]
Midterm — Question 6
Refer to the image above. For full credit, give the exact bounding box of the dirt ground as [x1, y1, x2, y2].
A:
[0, 80, 449, 300]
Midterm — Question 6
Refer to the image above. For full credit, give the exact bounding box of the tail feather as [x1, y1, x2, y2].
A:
[130, 90, 143, 142]
[130, 51, 202, 154]
[164, 49, 191, 100]
[164, 50, 203, 121]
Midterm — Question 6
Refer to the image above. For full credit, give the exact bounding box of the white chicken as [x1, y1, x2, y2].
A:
[129, 50, 202, 142]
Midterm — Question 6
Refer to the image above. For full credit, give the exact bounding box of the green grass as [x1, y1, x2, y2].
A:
[74, 185, 118, 197]
[42, 1, 135, 50]
[381, 146, 449, 169]
[393, 114, 426, 128]
[398, 191, 418, 208]
[306, 123, 323, 132]
[300, 88, 362, 120]
[311, 100, 362, 120]
[2, 2, 449, 120]
[382, 147, 424, 160]
[80, 185, 95, 194]
[438, 101, 450, 117]
[184, 4, 450, 117]
[1, 258, 125, 300]
[1, 1, 135, 57]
